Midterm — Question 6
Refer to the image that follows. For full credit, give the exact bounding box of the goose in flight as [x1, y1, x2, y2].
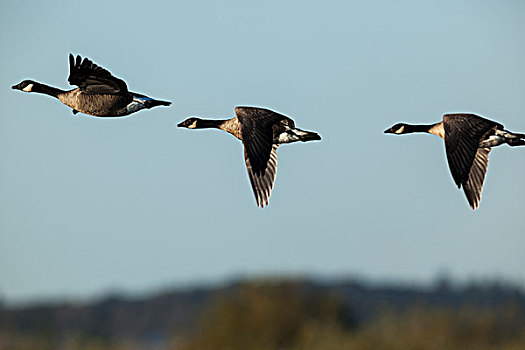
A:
[178, 106, 321, 207]
[385, 113, 525, 209]
[12, 54, 171, 117]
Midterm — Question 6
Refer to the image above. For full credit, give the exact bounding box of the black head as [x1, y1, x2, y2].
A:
[12, 80, 37, 92]
[177, 117, 201, 129]
[384, 123, 408, 134]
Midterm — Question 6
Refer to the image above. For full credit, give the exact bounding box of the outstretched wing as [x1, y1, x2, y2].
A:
[235, 106, 292, 176]
[244, 145, 279, 208]
[443, 114, 500, 186]
[67, 54, 128, 94]
[462, 147, 490, 210]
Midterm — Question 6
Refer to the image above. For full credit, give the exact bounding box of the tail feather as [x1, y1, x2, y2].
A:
[507, 132, 525, 146]
[509, 139, 525, 146]
[144, 99, 172, 108]
[297, 129, 321, 142]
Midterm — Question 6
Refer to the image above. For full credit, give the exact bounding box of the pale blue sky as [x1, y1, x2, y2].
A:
[1, 0, 524, 305]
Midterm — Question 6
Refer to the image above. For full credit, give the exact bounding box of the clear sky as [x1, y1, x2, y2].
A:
[1, 0, 524, 305]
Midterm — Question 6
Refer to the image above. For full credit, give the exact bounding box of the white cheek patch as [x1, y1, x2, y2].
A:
[394, 126, 405, 134]
[22, 84, 34, 92]
[188, 121, 197, 129]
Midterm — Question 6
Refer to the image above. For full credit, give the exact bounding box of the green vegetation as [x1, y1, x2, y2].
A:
[179, 280, 525, 350]
[2, 279, 524, 350]
[180, 280, 353, 350]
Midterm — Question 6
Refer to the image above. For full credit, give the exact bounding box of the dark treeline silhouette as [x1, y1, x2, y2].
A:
[1, 277, 524, 350]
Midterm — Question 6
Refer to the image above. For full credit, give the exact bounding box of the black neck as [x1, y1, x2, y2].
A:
[404, 123, 436, 133]
[31, 82, 65, 98]
[197, 119, 228, 129]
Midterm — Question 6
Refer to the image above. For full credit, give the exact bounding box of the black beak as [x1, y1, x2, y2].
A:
[11, 84, 20, 90]
[384, 127, 393, 134]
[177, 121, 184, 127]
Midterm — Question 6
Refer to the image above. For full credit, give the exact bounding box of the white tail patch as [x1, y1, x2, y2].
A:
[480, 130, 521, 148]
[277, 128, 306, 144]
[125, 96, 148, 114]
[480, 134, 505, 148]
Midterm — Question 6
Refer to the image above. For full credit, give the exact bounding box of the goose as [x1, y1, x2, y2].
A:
[385, 113, 525, 209]
[177, 106, 321, 207]
[12, 54, 171, 117]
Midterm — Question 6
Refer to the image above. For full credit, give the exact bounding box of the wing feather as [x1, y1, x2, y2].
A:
[462, 148, 490, 209]
[443, 114, 500, 187]
[68, 54, 128, 94]
[244, 145, 279, 208]
[236, 106, 292, 176]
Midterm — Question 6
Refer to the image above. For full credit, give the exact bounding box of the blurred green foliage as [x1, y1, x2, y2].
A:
[179, 280, 354, 350]
[2, 279, 524, 350]
[179, 280, 525, 350]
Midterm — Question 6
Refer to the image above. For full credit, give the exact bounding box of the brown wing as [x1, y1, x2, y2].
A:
[235, 106, 292, 176]
[67, 54, 128, 94]
[462, 147, 490, 209]
[443, 114, 501, 188]
[244, 145, 278, 208]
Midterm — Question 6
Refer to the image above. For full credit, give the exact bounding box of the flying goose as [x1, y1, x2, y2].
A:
[12, 54, 171, 117]
[177, 106, 321, 207]
[385, 113, 525, 209]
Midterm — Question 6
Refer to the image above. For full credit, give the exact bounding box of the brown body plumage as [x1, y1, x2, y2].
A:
[57, 89, 130, 116]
